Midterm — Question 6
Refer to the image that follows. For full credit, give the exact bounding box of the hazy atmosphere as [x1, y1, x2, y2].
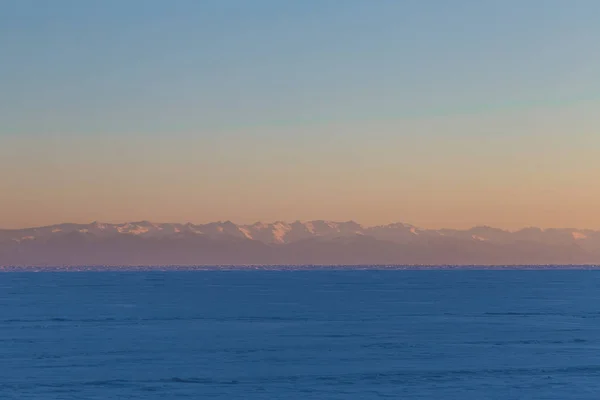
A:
[4, 3, 600, 400]
[2, 0, 600, 230]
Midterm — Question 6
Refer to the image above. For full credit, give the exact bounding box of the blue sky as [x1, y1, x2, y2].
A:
[1, 0, 600, 228]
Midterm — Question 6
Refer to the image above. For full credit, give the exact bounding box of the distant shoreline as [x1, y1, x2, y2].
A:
[2, 265, 600, 272]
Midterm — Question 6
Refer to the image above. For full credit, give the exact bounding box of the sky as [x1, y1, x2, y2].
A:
[1, 0, 600, 230]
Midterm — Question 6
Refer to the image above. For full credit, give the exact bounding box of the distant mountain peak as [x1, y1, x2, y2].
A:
[1, 220, 599, 267]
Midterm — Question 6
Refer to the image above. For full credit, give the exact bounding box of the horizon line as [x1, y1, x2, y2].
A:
[2, 219, 598, 233]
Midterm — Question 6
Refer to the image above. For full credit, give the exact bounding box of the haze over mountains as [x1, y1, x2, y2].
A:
[1, 220, 599, 266]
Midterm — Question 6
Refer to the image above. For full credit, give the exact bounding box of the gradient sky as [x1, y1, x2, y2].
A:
[2, 0, 600, 230]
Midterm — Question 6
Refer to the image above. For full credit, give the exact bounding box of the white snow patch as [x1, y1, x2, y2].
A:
[116, 224, 131, 233]
[238, 227, 253, 239]
[130, 227, 149, 235]
[252, 222, 268, 230]
[325, 221, 339, 230]
[304, 222, 315, 234]
[117, 225, 149, 235]
[572, 232, 587, 240]
[272, 222, 291, 243]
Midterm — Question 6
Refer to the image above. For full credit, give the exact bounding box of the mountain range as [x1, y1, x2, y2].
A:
[1, 220, 599, 266]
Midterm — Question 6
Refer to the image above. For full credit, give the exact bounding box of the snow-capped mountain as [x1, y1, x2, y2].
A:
[1, 220, 600, 266]
[0, 220, 369, 244]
